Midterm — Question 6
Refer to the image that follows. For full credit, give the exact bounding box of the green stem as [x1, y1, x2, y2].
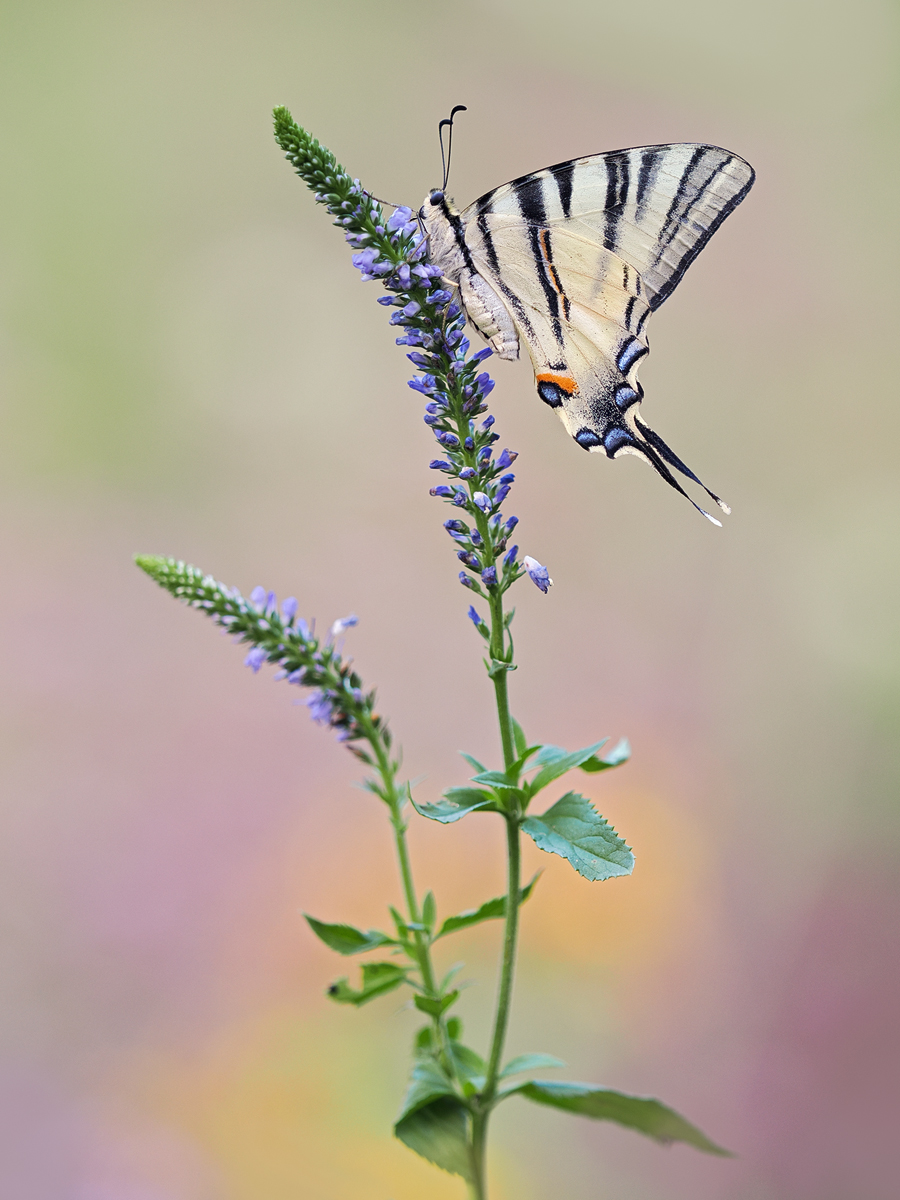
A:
[368, 730, 456, 1068]
[467, 585, 523, 1200]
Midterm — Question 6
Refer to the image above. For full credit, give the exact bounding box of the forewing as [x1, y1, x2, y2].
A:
[467, 144, 754, 312]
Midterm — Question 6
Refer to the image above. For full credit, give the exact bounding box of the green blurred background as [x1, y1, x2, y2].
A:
[1, 1, 898, 1196]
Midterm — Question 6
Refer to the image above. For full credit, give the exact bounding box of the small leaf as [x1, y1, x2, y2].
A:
[421, 891, 437, 934]
[508, 744, 544, 781]
[414, 990, 459, 1017]
[500, 1053, 566, 1078]
[508, 1081, 731, 1155]
[440, 962, 465, 991]
[449, 1040, 486, 1092]
[327, 961, 407, 1006]
[304, 915, 397, 956]
[580, 737, 632, 773]
[511, 718, 528, 757]
[395, 1059, 472, 1180]
[470, 770, 520, 790]
[414, 1025, 434, 1053]
[459, 752, 487, 773]
[526, 742, 608, 797]
[521, 793, 633, 882]
[410, 788, 498, 824]
[435, 874, 540, 938]
[389, 905, 412, 944]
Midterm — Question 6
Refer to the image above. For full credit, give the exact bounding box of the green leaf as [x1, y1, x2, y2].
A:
[421, 890, 437, 934]
[327, 961, 408, 1006]
[394, 1060, 472, 1180]
[459, 752, 487, 773]
[521, 793, 633, 882]
[435, 873, 541, 938]
[389, 905, 412, 945]
[499, 1053, 566, 1078]
[507, 745, 543, 782]
[526, 742, 608, 797]
[414, 990, 459, 1017]
[580, 737, 632, 773]
[450, 1041, 486, 1083]
[508, 1081, 732, 1155]
[304, 915, 397, 956]
[440, 962, 465, 991]
[410, 788, 498, 824]
[511, 718, 528, 757]
[470, 770, 520, 790]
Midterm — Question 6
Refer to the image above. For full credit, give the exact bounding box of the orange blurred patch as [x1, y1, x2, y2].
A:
[519, 788, 713, 971]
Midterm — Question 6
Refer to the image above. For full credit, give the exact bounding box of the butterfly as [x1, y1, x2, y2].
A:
[419, 136, 755, 524]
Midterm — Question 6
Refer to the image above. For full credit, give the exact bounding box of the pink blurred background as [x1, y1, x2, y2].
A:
[1, 1, 898, 1196]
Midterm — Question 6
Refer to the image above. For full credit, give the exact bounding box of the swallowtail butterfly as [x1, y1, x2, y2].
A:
[420, 131, 755, 524]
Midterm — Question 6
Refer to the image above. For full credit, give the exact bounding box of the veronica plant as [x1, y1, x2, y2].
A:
[136, 109, 730, 1199]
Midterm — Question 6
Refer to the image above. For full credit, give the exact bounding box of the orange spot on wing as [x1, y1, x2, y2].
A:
[536, 371, 578, 395]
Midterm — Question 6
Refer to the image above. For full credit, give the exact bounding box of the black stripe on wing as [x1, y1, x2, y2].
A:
[603, 154, 630, 254]
[647, 148, 755, 311]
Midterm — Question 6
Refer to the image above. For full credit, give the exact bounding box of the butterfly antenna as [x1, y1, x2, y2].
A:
[634, 414, 731, 515]
[439, 104, 467, 191]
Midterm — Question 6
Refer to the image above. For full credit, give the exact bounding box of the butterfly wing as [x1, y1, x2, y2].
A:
[461, 144, 754, 520]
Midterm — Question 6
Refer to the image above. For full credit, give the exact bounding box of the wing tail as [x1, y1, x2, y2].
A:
[628, 427, 724, 527]
[634, 413, 730, 516]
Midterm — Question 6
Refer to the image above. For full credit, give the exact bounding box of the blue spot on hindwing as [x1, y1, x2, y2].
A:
[603, 428, 632, 454]
[575, 428, 602, 450]
[615, 384, 642, 411]
[538, 381, 564, 408]
[616, 338, 647, 374]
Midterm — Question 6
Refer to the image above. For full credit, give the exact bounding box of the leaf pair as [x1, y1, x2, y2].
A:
[411, 735, 631, 827]
[395, 1067, 731, 1181]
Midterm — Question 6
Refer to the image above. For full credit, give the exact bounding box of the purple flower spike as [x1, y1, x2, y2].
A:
[467, 605, 484, 626]
[244, 646, 267, 673]
[249, 586, 267, 607]
[282, 596, 298, 620]
[523, 556, 553, 594]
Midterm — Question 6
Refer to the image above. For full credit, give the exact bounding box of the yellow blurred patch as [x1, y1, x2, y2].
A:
[128, 1006, 520, 1199]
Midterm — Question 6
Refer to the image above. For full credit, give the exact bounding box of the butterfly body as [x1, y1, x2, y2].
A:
[420, 143, 755, 523]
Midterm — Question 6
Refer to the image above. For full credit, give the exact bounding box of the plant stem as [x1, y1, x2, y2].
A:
[468, 592, 523, 1200]
[368, 730, 458, 1070]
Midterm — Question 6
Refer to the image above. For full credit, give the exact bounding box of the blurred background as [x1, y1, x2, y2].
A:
[1, 1, 898, 1197]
